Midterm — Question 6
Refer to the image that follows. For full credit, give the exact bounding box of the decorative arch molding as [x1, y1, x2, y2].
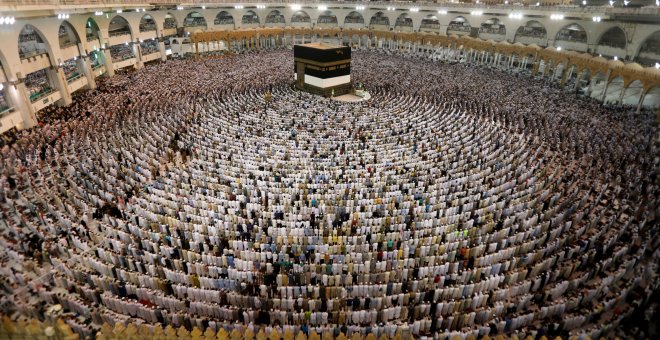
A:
[191, 27, 660, 93]
[107, 14, 135, 38]
[58, 20, 81, 49]
[17, 23, 57, 65]
[344, 11, 365, 27]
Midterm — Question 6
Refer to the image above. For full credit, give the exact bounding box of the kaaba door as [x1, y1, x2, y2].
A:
[296, 61, 305, 89]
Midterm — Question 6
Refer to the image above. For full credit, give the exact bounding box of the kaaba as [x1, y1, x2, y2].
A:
[293, 43, 352, 97]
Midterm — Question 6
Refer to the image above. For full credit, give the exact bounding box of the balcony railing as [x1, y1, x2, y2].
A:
[67, 72, 82, 82]
[0, 106, 14, 119]
[29, 87, 55, 103]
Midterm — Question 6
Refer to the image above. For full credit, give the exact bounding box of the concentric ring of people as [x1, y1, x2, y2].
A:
[0, 48, 658, 340]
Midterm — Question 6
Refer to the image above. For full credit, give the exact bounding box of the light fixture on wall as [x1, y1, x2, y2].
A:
[291, 4, 302, 10]
[387, 7, 396, 11]
[95, 11, 103, 16]
[355, 6, 365, 10]
[582, 0, 587, 4]
[613, 56, 618, 60]
[116, 9, 122, 13]
[318, 5, 327, 11]
[234, 5, 244, 9]
[438, 9, 448, 14]
[256, 5, 266, 9]
[201, 6, 206, 9]
[556, 46, 562, 51]
[550, 14, 564, 20]
[410, 7, 419, 12]
[176, 6, 184, 10]
[0, 17, 16, 25]
[592, 16, 601, 22]
[655, 62, 659, 69]
[470, 10, 483, 16]
[509, 12, 523, 19]
[57, 13, 70, 19]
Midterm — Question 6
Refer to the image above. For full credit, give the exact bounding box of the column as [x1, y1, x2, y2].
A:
[636, 92, 646, 114]
[102, 49, 115, 77]
[3, 80, 38, 129]
[574, 70, 583, 94]
[132, 42, 144, 69]
[77, 56, 96, 90]
[158, 37, 167, 61]
[600, 71, 612, 103]
[47, 66, 72, 106]
[618, 86, 626, 104]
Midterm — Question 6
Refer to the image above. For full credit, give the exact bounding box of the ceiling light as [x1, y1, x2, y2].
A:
[291, 4, 301, 10]
[318, 5, 327, 10]
[438, 10, 448, 14]
[410, 7, 419, 12]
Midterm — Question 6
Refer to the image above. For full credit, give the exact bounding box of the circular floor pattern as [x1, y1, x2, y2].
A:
[2, 50, 656, 340]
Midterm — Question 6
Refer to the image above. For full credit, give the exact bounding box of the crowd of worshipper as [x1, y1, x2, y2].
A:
[140, 40, 161, 56]
[109, 44, 136, 62]
[24, 69, 52, 102]
[0, 44, 658, 340]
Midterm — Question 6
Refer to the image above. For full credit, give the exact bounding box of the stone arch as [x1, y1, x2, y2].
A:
[394, 13, 413, 32]
[139, 14, 157, 33]
[447, 16, 471, 36]
[85, 17, 101, 43]
[214, 11, 235, 28]
[634, 30, 660, 67]
[420, 14, 441, 33]
[479, 18, 505, 39]
[603, 75, 625, 104]
[291, 11, 311, 26]
[596, 26, 626, 49]
[18, 24, 53, 60]
[58, 20, 80, 49]
[265, 10, 285, 26]
[514, 20, 547, 46]
[164, 13, 178, 30]
[555, 23, 588, 44]
[108, 15, 133, 38]
[317, 10, 338, 27]
[241, 10, 260, 26]
[642, 85, 660, 108]
[184, 11, 208, 30]
[369, 11, 390, 30]
[621, 79, 644, 106]
[344, 11, 365, 27]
